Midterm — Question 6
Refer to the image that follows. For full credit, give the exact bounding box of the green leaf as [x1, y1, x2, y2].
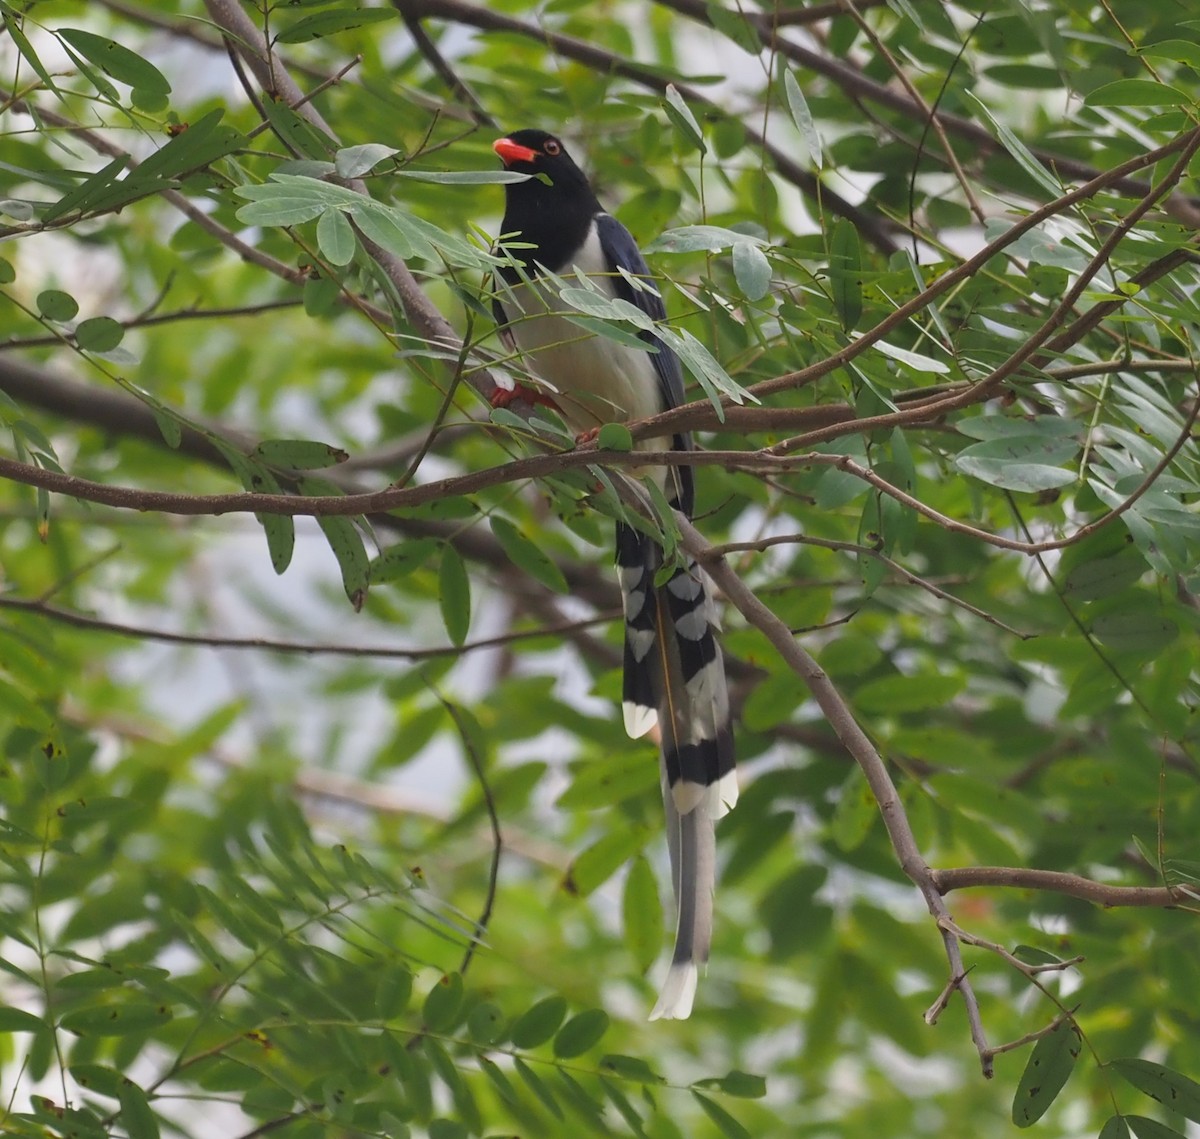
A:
[692, 1092, 752, 1139]
[70, 1065, 126, 1099]
[853, 671, 964, 714]
[75, 316, 124, 351]
[1126, 1118, 1187, 1139]
[490, 517, 569, 594]
[428, 1120, 468, 1139]
[1012, 1020, 1082, 1126]
[706, 3, 761, 54]
[599, 1054, 665, 1083]
[552, 1009, 610, 1058]
[467, 1001, 505, 1046]
[60, 1001, 173, 1036]
[374, 962, 412, 1019]
[421, 972, 463, 1032]
[596, 422, 634, 451]
[622, 855, 663, 973]
[317, 207, 357, 265]
[967, 92, 1063, 196]
[732, 240, 771, 301]
[874, 339, 950, 374]
[372, 537, 442, 583]
[136, 110, 246, 181]
[513, 1057, 563, 1118]
[1112, 1059, 1200, 1124]
[254, 439, 350, 470]
[954, 433, 1079, 492]
[1138, 39, 1200, 67]
[3, 10, 61, 94]
[0, 1006, 46, 1032]
[57, 28, 171, 95]
[563, 825, 650, 897]
[438, 545, 471, 645]
[37, 289, 78, 321]
[275, 7, 397, 43]
[1090, 606, 1178, 656]
[784, 69, 823, 167]
[317, 513, 370, 610]
[1086, 79, 1189, 107]
[395, 169, 533, 184]
[117, 1078, 160, 1139]
[644, 224, 765, 255]
[830, 768, 877, 851]
[694, 1070, 768, 1099]
[827, 218, 862, 331]
[335, 143, 399, 178]
[1099, 1117, 1132, 1139]
[509, 995, 568, 1049]
[557, 750, 658, 810]
[663, 84, 706, 153]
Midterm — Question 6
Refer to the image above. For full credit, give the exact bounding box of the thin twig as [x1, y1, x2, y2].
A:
[0, 594, 613, 661]
[435, 694, 503, 977]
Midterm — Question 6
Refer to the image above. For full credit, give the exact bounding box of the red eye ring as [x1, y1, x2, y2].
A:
[543, 138, 561, 156]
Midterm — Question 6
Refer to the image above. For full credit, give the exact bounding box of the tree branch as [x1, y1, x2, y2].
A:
[673, 511, 995, 1075]
[933, 866, 1186, 909]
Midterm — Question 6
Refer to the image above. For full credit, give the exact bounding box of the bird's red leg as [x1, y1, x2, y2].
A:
[490, 382, 558, 411]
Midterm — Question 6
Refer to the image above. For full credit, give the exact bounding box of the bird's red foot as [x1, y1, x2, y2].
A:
[575, 427, 600, 447]
[490, 382, 558, 411]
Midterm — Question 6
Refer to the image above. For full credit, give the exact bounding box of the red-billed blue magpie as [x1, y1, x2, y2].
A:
[492, 129, 737, 1019]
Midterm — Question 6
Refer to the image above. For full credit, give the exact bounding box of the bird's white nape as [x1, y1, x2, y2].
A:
[648, 961, 699, 1021]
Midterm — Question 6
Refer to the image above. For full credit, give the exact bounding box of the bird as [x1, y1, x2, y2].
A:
[491, 128, 736, 1019]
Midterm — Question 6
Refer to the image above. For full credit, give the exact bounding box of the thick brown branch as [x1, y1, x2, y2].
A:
[933, 866, 1184, 908]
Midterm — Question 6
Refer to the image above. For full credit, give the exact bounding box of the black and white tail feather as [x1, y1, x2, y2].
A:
[492, 128, 736, 1019]
[616, 520, 736, 1019]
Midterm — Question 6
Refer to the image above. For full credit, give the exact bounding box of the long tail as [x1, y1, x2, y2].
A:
[615, 521, 736, 1020]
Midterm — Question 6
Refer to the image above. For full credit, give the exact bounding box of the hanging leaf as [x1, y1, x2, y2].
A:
[421, 972, 463, 1032]
[36, 289, 78, 321]
[254, 439, 350, 470]
[622, 855, 663, 973]
[75, 316, 124, 351]
[316, 208, 357, 266]
[828, 219, 863, 331]
[509, 995, 568, 1049]
[317, 513, 370, 610]
[552, 1009, 610, 1058]
[663, 85, 707, 153]
[275, 7, 397, 43]
[692, 1092, 752, 1139]
[490, 517, 569, 594]
[1112, 1059, 1200, 1124]
[784, 69, 823, 167]
[57, 28, 171, 95]
[732, 240, 772, 301]
[1012, 1020, 1082, 1126]
[438, 545, 471, 645]
[335, 142, 399, 178]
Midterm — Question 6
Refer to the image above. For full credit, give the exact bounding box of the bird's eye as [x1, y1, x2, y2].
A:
[543, 138, 561, 156]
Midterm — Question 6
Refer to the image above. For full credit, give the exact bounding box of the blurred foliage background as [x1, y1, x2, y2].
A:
[0, 0, 1198, 1137]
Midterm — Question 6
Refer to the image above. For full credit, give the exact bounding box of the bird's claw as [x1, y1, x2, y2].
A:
[490, 383, 558, 411]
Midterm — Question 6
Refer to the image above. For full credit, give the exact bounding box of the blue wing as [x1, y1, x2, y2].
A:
[594, 213, 688, 416]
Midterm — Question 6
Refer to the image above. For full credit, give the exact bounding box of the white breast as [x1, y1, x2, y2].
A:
[498, 225, 665, 437]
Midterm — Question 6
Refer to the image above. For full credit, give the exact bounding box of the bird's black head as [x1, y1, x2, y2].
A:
[494, 129, 601, 271]
[493, 129, 593, 195]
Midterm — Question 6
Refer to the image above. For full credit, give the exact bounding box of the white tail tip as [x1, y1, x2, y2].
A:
[648, 961, 698, 1021]
[623, 701, 657, 739]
